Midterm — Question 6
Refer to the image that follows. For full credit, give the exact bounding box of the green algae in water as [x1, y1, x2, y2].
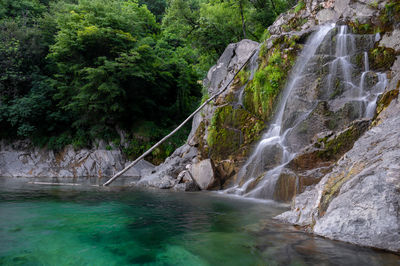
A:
[0, 178, 399, 266]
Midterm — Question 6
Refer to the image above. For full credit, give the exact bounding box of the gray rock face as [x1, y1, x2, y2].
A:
[123, 159, 155, 178]
[205, 39, 259, 96]
[190, 159, 216, 190]
[0, 141, 154, 185]
[316, 9, 338, 23]
[276, 95, 400, 252]
[380, 29, 400, 53]
[188, 39, 259, 146]
[134, 144, 199, 189]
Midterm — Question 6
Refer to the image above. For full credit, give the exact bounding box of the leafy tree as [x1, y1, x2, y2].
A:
[48, 0, 201, 147]
[0, 0, 47, 19]
[139, 0, 167, 21]
[48, 0, 157, 126]
[0, 18, 48, 98]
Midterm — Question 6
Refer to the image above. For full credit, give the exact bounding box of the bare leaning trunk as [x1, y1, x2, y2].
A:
[103, 49, 257, 186]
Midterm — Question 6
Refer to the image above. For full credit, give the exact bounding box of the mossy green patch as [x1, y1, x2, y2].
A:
[201, 91, 210, 104]
[260, 29, 271, 42]
[372, 88, 400, 127]
[237, 69, 251, 87]
[376, 89, 399, 115]
[368, 1, 379, 9]
[348, 20, 378, 35]
[293, 0, 305, 13]
[380, 0, 400, 30]
[207, 105, 264, 160]
[369, 46, 397, 70]
[315, 121, 369, 161]
[244, 35, 301, 121]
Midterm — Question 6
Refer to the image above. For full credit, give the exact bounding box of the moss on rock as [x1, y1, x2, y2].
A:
[369, 46, 397, 70]
[244, 35, 302, 121]
[316, 119, 370, 161]
[376, 88, 400, 116]
[379, 0, 400, 31]
[348, 20, 379, 35]
[207, 105, 264, 161]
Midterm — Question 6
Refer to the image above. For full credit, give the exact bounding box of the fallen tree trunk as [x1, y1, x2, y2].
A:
[103, 49, 257, 186]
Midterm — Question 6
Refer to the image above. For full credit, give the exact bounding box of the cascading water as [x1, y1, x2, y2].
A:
[224, 24, 388, 199]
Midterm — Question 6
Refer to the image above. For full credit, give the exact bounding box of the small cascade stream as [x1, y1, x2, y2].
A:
[224, 24, 388, 199]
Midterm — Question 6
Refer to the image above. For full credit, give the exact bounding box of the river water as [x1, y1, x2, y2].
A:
[0, 177, 398, 265]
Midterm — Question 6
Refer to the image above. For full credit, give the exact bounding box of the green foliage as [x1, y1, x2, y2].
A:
[139, 0, 167, 21]
[0, 0, 294, 163]
[0, 0, 47, 19]
[0, 17, 48, 99]
[47, 0, 201, 153]
[163, 0, 295, 74]
[237, 69, 251, 86]
[0, 0, 201, 162]
[369, 47, 397, 70]
[293, 0, 305, 13]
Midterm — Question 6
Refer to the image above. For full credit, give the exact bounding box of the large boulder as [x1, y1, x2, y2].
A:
[133, 144, 198, 188]
[190, 159, 217, 190]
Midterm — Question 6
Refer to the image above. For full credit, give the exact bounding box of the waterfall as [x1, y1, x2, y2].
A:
[223, 24, 388, 199]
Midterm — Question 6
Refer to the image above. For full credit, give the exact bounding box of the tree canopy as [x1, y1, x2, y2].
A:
[0, 0, 296, 162]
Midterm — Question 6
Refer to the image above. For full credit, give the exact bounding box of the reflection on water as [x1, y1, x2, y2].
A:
[0, 177, 399, 265]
